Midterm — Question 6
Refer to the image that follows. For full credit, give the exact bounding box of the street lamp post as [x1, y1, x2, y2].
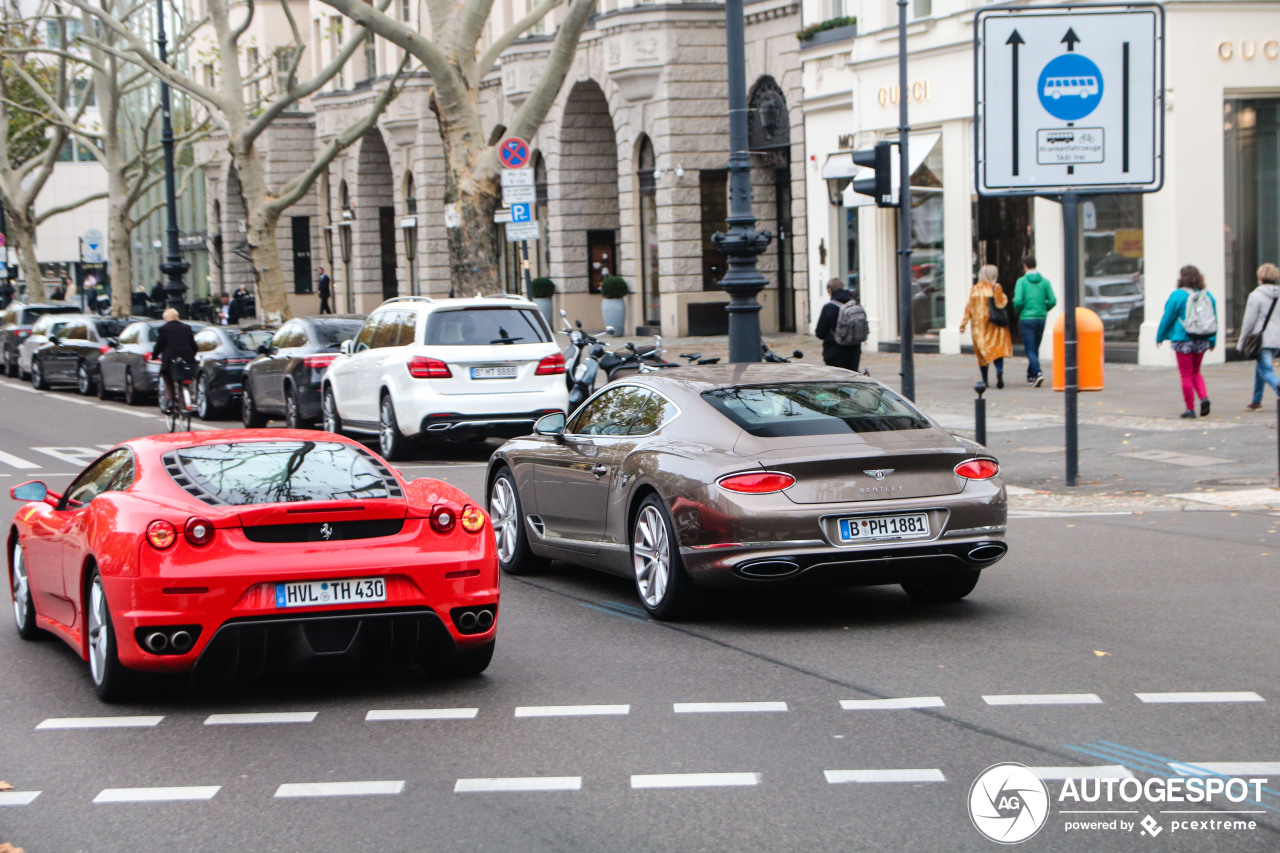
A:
[713, 0, 771, 364]
[156, 0, 190, 315]
[339, 206, 354, 313]
[895, 0, 915, 400]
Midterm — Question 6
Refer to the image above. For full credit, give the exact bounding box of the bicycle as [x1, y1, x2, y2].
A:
[162, 359, 196, 433]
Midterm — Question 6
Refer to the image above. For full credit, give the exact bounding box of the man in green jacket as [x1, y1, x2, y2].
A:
[1012, 255, 1057, 386]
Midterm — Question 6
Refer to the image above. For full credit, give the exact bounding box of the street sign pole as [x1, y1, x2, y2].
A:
[499, 141, 536, 300]
[1062, 191, 1080, 486]
[896, 0, 914, 401]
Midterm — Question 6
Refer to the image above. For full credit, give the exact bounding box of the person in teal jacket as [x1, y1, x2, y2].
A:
[1155, 264, 1217, 418]
[1012, 255, 1056, 386]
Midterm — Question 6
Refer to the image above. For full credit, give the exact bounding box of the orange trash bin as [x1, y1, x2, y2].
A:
[1052, 308, 1105, 391]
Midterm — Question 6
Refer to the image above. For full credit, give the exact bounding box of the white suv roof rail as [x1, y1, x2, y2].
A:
[381, 296, 436, 305]
[482, 293, 528, 301]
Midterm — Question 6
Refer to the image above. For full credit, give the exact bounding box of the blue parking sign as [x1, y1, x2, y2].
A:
[510, 203, 532, 223]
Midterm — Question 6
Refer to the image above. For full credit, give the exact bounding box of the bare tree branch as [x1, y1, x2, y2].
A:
[475, 0, 561, 83]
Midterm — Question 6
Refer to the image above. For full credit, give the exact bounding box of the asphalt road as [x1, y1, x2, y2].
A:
[1, 376, 1279, 852]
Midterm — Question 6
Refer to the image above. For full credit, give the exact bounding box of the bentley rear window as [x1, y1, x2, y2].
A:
[703, 383, 931, 436]
[168, 441, 396, 505]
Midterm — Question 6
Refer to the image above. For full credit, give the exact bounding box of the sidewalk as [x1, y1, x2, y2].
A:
[647, 331, 1280, 512]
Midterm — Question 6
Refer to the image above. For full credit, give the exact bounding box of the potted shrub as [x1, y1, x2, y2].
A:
[530, 277, 556, 323]
[600, 275, 629, 334]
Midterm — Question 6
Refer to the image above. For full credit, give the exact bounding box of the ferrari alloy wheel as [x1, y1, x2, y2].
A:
[30, 358, 47, 390]
[242, 385, 267, 428]
[379, 395, 409, 461]
[489, 469, 547, 575]
[123, 369, 141, 406]
[901, 570, 981, 604]
[631, 495, 697, 621]
[77, 361, 94, 395]
[12, 542, 39, 640]
[322, 386, 343, 434]
[87, 569, 134, 702]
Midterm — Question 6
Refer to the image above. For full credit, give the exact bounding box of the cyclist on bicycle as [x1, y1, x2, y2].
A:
[152, 307, 198, 413]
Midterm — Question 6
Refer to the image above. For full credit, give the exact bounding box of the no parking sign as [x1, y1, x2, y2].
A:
[499, 137, 530, 169]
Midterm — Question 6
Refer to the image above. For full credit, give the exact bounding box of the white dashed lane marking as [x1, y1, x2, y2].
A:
[840, 697, 945, 710]
[673, 702, 787, 714]
[204, 712, 317, 725]
[275, 781, 405, 798]
[983, 694, 1104, 706]
[365, 708, 478, 721]
[1136, 692, 1265, 704]
[0, 791, 41, 806]
[515, 705, 630, 718]
[631, 773, 761, 789]
[93, 786, 221, 803]
[824, 769, 946, 784]
[0, 449, 39, 469]
[1031, 765, 1134, 780]
[36, 716, 164, 730]
[454, 777, 582, 793]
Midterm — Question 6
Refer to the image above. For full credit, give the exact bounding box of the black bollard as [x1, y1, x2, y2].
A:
[974, 381, 988, 447]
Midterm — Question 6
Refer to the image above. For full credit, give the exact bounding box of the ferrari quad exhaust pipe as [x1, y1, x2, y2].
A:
[169, 630, 194, 653]
[458, 611, 478, 631]
[144, 632, 169, 652]
[475, 609, 494, 629]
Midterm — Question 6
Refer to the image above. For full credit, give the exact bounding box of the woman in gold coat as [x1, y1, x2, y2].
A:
[959, 264, 1013, 388]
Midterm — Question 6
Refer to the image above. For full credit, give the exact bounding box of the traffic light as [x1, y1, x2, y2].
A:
[851, 141, 899, 208]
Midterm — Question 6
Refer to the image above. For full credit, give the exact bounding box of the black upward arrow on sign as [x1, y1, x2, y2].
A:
[1006, 29, 1024, 176]
[1062, 27, 1081, 51]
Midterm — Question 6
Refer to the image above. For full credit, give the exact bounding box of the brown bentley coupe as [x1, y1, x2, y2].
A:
[485, 364, 1007, 619]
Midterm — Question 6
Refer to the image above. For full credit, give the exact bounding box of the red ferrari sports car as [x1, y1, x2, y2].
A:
[6, 430, 498, 701]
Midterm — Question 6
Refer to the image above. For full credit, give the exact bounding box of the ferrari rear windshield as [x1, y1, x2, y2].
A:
[170, 441, 393, 505]
[703, 383, 931, 436]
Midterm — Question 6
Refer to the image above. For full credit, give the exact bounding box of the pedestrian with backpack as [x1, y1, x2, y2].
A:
[815, 278, 867, 372]
[1012, 254, 1056, 386]
[1156, 264, 1217, 418]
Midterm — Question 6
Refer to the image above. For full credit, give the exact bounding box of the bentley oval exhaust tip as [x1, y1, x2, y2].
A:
[967, 544, 1007, 563]
[144, 632, 168, 653]
[475, 609, 494, 630]
[736, 560, 800, 579]
[169, 630, 194, 653]
[458, 611, 478, 631]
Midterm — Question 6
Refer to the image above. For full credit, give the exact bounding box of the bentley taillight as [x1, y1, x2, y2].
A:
[717, 472, 796, 494]
[146, 520, 177, 549]
[955, 458, 999, 480]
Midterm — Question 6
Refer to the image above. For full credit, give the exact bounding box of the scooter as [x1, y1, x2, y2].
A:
[600, 336, 679, 382]
[762, 343, 804, 363]
[559, 310, 614, 394]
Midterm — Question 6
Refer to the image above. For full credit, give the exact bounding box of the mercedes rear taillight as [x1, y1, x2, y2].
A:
[408, 356, 452, 379]
[535, 353, 565, 375]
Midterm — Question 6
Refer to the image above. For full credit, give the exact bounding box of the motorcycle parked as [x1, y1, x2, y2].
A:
[600, 336, 679, 382]
[558, 312, 615, 411]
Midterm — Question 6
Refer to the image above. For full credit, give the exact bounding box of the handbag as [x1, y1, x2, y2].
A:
[1240, 296, 1278, 359]
[987, 296, 1009, 327]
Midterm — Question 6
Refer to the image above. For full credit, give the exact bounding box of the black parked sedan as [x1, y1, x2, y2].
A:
[1, 301, 82, 378]
[97, 319, 209, 404]
[30, 315, 135, 395]
[191, 324, 277, 419]
[242, 315, 364, 429]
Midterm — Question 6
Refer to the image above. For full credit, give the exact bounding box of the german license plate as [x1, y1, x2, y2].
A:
[837, 513, 929, 543]
[274, 577, 386, 608]
[471, 366, 517, 379]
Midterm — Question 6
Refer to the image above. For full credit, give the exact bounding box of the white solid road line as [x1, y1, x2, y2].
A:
[824, 769, 946, 784]
[93, 786, 221, 803]
[1136, 692, 1265, 704]
[632, 772, 761, 789]
[204, 711, 318, 725]
[454, 777, 582, 793]
[1031, 765, 1134, 780]
[275, 781, 405, 798]
[1170, 762, 1280, 777]
[0, 791, 42, 806]
[0, 449, 39, 469]
[515, 704, 631, 717]
[840, 697, 945, 710]
[366, 708, 478, 721]
[673, 702, 787, 714]
[37, 716, 164, 730]
[983, 694, 1104, 705]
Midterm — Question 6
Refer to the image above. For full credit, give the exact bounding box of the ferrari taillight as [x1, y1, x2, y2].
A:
[146, 520, 177, 549]
[408, 356, 451, 379]
[955, 458, 999, 480]
[184, 517, 215, 546]
[430, 504, 456, 534]
[535, 353, 565, 375]
[460, 504, 486, 533]
[717, 472, 796, 494]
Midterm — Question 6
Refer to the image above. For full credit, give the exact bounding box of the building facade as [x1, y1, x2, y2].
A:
[803, 0, 1280, 366]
